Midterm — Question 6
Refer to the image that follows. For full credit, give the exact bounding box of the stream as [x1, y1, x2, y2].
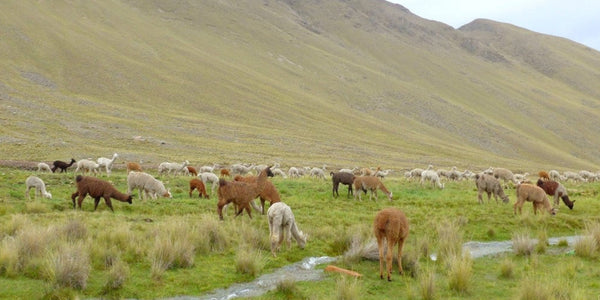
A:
[168, 236, 581, 300]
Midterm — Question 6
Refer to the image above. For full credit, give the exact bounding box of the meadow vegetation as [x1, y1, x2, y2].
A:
[1, 167, 600, 299]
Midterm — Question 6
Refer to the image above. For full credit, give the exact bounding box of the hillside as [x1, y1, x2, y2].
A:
[1, 0, 600, 171]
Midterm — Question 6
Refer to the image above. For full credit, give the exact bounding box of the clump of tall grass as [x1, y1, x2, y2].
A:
[2, 214, 30, 236]
[335, 275, 361, 300]
[436, 220, 463, 263]
[418, 269, 437, 300]
[60, 219, 88, 243]
[235, 247, 265, 277]
[573, 235, 597, 258]
[103, 259, 130, 293]
[15, 226, 51, 276]
[276, 277, 299, 298]
[196, 215, 230, 254]
[45, 242, 91, 290]
[25, 202, 50, 214]
[585, 221, 600, 248]
[535, 231, 548, 254]
[447, 252, 472, 294]
[149, 220, 197, 279]
[512, 233, 535, 256]
[517, 276, 551, 300]
[341, 224, 372, 265]
[0, 236, 19, 277]
[237, 220, 270, 251]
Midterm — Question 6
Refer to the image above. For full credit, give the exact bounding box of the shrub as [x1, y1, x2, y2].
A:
[0, 237, 19, 277]
[196, 215, 230, 254]
[150, 236, 175, 280]
[276, 277, 299, 298]
[61, 219, 87, 243]
[235, 248, 264, 277]
[46, 242, 91, 290]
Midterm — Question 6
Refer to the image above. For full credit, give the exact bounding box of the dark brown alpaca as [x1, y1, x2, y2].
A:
[189, 178, 209, 199]
[233, 174, 280, 214]
[217, 166, 273, 220]
[536, 179, 575, 209]
[373, 207, 409, 281]
[331, 171, 355, 198]
[52, 158, 76, 173]
[71, 175, 132, 212]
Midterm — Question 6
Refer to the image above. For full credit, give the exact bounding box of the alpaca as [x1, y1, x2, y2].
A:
[217, 166, 273, 220]
[230, 163, 254, 175]
[37, 162, 52, 173]
[126, 162, 142, 173]
[199, 172, 220, 195]
[158, 160, 189, 176]
[271, 168, 287, 178]
[97, 153, 118, 176]
[75, 159, 100, 174]
[420, 169, 444, 189]
[189, 178, 209, 199]
[353, 176, 392, 201]
[71, 175, 132, 212]
[331, 171, 355, 198]
[25, 175, 52, 200]
[199, 163, 218, 173]
[548, 170, 563, 181]
[375, 169, 392, 179]
[234, 173, 281, 214]
[310, 165, 327, 179]
[475, 173, 509, 204]
[51, 158, 76, 173]
[220, 168, 231, 178]
[373, 207, 409, 281]
[267, 202, 307, 257]
[186, 166, 198, 176]
[514, 183, 556, 215]
[127, 171, 172, 200]
[492, 167, 517, 186]
[538, 171, 550, 181]
[287, 167, 300, 178]
[536, 179, 575, 209]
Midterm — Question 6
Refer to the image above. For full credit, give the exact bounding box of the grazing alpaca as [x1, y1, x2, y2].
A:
[127, 171, 172, 200]
[420, 169, 444, 189]
[353, 176, 392, 201]
[189, 178, 209, 199]
[199, 172, 220, 195]
[51, 158, 76, 173]
[126, 162, 142, 173]
[71, 175, 132, 211]
[25, 175, 52, 200]
[75, 159, 100, 174]
[374, 207, 409, 281]
[267, 202, 307, 257]
[538, 171, 550, 181]
[536, 179, 575, 209]
[158, 160, 189, 176]
[234, 174, 281, 214]
[220, 168, 231, 178]
[331, 171, 355, 198]
[514, 183, 556, 215]
[217, 166, 273, 220]
[37, 162, 52, 173]
[186, 166, 198, 176]
[97, 153, 118, 176]
[475, 174, 509, 204]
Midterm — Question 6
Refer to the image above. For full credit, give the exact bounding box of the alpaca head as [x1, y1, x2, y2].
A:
[501, 195, 510, 204]
[126, 195, 133, 204]
[297, 231, 308, 249]
[163, 189, 172, 199]
[44, 191, 52, 199]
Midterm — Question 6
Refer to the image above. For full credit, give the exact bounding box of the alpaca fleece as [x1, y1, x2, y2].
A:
[71, 175, 132, 212]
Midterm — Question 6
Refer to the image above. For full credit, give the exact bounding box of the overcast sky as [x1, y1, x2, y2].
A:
[388, 0, 600, 51]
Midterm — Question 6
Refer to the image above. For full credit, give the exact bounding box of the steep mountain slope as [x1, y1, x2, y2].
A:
[1, 0, 599, 171]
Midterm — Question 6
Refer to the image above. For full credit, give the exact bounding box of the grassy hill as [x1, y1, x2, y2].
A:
[1, 0, 600, 171]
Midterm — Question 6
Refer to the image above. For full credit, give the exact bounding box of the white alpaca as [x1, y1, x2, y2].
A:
[267, 202, 307, 257]
[158, 160, 189, 176]
[420, 169, 444, 189]
[75, 159, 100, 174]
[25, 175, 52, 200]
[127, 171, 171, 200]
[37, 162, 52, 173]
[97, 153, 118, 176]
[199, 172, 220, 194]
[310, 165, 327, 179]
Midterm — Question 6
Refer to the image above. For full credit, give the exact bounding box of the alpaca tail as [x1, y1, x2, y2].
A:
[290, 221, 306, 249]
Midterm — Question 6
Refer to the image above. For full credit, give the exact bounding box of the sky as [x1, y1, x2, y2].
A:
[387, 0, 600, 51]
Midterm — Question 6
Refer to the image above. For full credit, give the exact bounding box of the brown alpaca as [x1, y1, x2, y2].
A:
[186, 166, 198, 176]
[220, 169, 231, 178]
[538, 171, 550, 181]
[514, 183, 556, 215]
[126, 162, 142, 173]
[536, 179, 575, 209]
[217, 166, 273, 220]
[189, 178, 209, 199]
[71, 175, 132, 212]
[373, 207, 409, 281]
[353, 176, 392, 201]
[234, 174, 281, 214]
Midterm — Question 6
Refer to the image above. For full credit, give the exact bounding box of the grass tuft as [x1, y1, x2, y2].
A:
[335, 275, 361, 300]
[235, 248, 265, 277]
[447, 252, 472, 294]
[45, 242, 91, 290]
[512, 233, 535, 256]
[499, 257, 515, 279]
[436, 220, 463, 262]
[573, 235, 597, 258]
[418, 269, 437, 300]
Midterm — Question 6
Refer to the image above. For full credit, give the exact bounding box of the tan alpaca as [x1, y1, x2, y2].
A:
[373, 207, 409, 281]
[267, 202, 307, 257]
[353, 176, 392, 201]
[126, 162, 142, 173]
[217, 166, 273, 220]
[514, 183, 556, 215]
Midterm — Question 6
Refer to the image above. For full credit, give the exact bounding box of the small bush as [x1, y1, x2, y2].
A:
[103, 259, 130, 292]
[585, 221, 600, 248]
[150, 236, 175, 279]
[61, 219, 87, 243]
[557, 239, 569, 247]
[196, 215, 230, 253]
[499, 257, 515, 279]
[512, 233, 535, 256]
[235, 248, 264, 277]
[46, 242, 91, 290]
[335, 275, 361, 300]
[276, 277, 299, 298]
[447, 252, 472, 294]
[574, 235, 597, 258]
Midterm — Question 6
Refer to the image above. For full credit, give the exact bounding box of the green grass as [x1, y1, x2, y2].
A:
[1, 167, 600, 299]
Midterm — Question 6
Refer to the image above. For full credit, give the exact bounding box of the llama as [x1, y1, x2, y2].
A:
[420, 169, 444, 189]
[189, 178, 209, 199]
[331, 171, 355, 198]
[71, 175, 132, 212]
[475, 174, 509, 204]
[51, 158, 76, 173]
[75, 159, 100, 174]
[514, 183, 556, 215]
[127, 171, 172, 200]
[373, 207, 409, 281]
[234, 173, 281, 214]
[199, 172, 220, 195]
[217, 166, 273, 220]
[25, 175, 52, 200]
[353, 176, 392, 201]
[37, 162, 52, 173]
[536, 179, 575, 209]
[97, 153, 118, 176]
[267, 202, 307, 257]
[126, 162, 142, 173]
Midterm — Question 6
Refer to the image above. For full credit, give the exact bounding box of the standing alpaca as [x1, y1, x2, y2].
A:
[127, 171, 172, 200]
[97, 153, 118, 176]
[475, 174, 509, 204]
[374, 207, 409, 281]
[189, 178, 209, 199]
[420, 169, 444, 189]
[186, 166, 198, 176]
[51, 158, 76, 173]
[126, 162, 142, 173]
[353, 176, 392, 201]
[234, 174, 280, 214]
[220, 169, 231, 178]
[75, 159, 100, 175]
[217, 166, 273, 220]
[199, 172, 220, 195]
[25, 175, 52, 200]
[37, 162, 52, 173]
[536, 179, 575, 209]
[267, 202, 307, 257]
[71, 175, 132, 212]
[331, 171, 355, 198]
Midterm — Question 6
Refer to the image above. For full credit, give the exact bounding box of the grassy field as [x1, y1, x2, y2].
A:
[1, 166, 600, 299]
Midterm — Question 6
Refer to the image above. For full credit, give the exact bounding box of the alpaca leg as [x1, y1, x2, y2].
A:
[285, 223, 292, 250]
[386, 239, 394, 281]
[77, 194, 86, 209]
[477, 191, 483, 204]
[25, 187, 31, 200]
[377, 236, 385, 280]
[396, 238, 405, 275]
[104, 197, 114, 212]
